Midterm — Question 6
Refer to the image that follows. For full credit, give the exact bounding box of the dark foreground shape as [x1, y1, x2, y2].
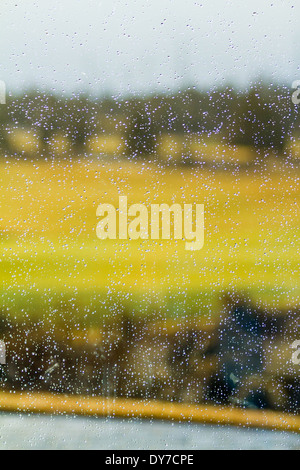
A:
[0, 296, 299, 413]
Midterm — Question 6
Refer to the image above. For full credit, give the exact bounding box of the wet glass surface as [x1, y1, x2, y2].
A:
[0, 0, 300, 451]
[0, 414, 298, 450]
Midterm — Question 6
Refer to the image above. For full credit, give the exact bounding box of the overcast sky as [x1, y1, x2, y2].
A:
[1, 0, 299, 96]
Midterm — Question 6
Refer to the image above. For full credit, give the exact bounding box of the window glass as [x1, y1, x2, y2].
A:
[0, 0, 299, 451]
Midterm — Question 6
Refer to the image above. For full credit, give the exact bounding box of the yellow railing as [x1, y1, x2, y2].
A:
[0, 392, 299, 434]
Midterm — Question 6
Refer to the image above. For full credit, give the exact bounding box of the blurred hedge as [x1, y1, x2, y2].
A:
[0, 82, 299, 161]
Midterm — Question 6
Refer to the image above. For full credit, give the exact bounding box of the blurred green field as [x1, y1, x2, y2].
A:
[0, 159, 299, 323]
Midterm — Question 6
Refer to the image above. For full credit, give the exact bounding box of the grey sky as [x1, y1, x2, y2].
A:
[1, 0, 299, 96]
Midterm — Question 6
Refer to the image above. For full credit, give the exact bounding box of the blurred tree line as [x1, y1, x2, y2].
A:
[0, 82, 298, 160]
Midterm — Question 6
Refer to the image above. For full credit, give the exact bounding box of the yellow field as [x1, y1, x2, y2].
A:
[0, 159, 299, 321]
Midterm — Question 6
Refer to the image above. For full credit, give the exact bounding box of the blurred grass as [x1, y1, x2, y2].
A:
[0, 159, 299, 323]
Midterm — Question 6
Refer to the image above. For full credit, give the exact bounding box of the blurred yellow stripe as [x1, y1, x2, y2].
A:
[0, 392, 299, 434]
